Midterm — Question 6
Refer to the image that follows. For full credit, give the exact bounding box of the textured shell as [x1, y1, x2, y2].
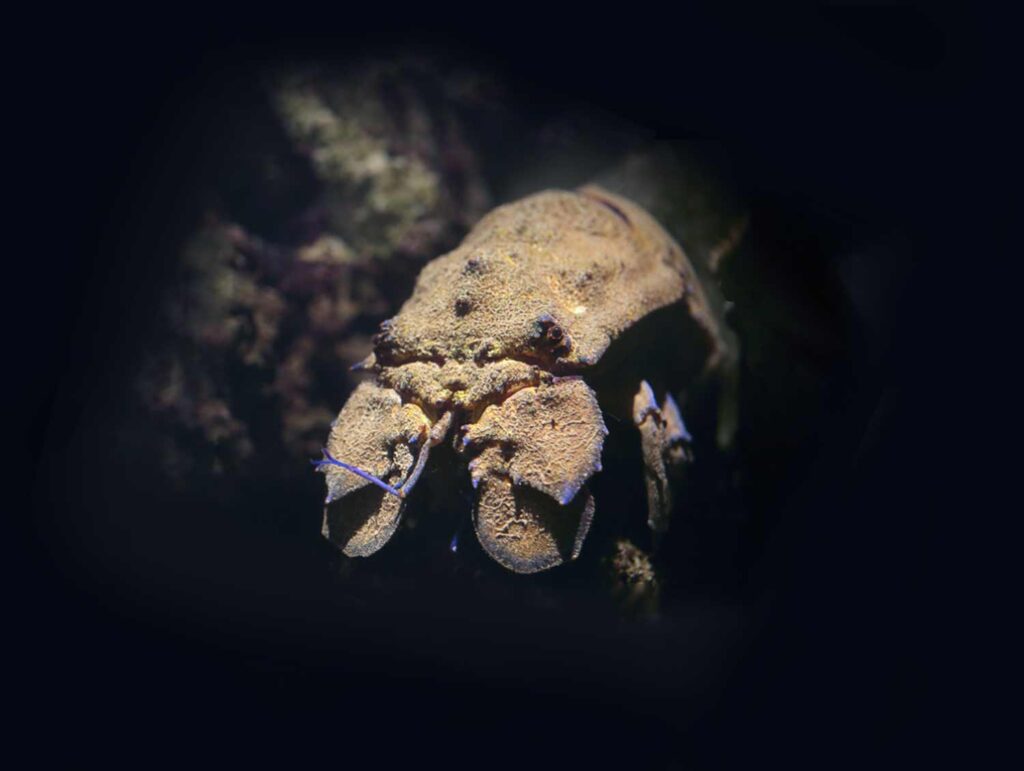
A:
[377, 186, 719, 370]
[463, 377, 607, 505]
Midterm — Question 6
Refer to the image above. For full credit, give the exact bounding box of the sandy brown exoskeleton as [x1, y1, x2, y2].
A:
[314, 186, 735, 573]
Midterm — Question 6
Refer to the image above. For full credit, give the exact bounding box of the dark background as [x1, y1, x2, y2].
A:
[19, 6, 975, 766]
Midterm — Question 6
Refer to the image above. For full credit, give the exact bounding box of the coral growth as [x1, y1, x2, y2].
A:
[608, 539, 659, 615]
[133, 60, 489, 483]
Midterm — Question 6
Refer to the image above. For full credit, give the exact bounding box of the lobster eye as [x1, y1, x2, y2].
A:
[530, 314, 571, 357]
[372, 318, 399, 360]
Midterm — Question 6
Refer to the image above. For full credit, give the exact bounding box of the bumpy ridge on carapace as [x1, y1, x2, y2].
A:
[372, 187, 721, 378]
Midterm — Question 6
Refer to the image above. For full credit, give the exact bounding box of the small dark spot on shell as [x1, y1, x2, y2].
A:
[463, 257, 484, 275]
[454, 298, 471, 316]
[474, 340, 493, 361]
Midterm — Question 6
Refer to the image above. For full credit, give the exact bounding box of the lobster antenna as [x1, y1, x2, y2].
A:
[313, 412, 453, 501]
[312, 449, 405, 499]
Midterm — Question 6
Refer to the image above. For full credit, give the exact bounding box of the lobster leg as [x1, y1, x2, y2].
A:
[633, 380, 693, 533]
